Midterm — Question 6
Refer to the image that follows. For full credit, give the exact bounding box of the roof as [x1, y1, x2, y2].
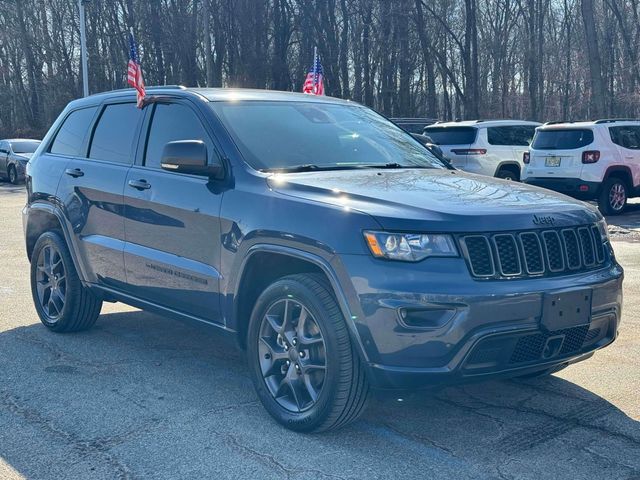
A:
[1, 138, 41, 143]
[427, 119, 542, 128]
[540, 119, 640, 129]
[70, 86, 354, 107]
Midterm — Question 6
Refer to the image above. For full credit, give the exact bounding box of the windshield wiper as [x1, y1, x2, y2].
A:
[361, 162, 432, 169]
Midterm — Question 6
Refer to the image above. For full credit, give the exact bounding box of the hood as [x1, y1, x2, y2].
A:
[268, 169, 600, 232]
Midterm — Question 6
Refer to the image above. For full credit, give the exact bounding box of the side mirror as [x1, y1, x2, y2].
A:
[161, 140, 223, 178]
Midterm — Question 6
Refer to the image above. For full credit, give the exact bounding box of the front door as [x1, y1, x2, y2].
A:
[122, 101, 224, 323]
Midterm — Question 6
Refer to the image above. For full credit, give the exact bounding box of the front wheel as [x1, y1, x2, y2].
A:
[247, 273, 369, 432]
[8, 165, 19, 184]
[598, 177, 628, 215]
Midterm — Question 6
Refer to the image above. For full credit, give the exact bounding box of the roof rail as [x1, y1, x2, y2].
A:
[594, 118, 638, 124]
[543, 121, 570, 125]
[146, 85, 187, 90]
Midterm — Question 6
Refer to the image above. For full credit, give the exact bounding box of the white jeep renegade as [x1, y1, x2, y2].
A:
[523, 119, 640, 215]
[424, 120, 541, 181]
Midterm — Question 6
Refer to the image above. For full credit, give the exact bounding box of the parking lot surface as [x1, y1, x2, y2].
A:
[0, 182, 638, 480]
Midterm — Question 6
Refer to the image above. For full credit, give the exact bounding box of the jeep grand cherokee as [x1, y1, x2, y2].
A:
[23, 87, 623, 432]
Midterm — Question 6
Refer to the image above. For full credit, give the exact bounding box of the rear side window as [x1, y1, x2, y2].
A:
[487, 126, 536, 146]
[609, 126, 640, 150]
[531, 129, 594, 150]
[422, 126, 477, 145]
[144, 103, 213, 169]
[49, 106, 98, 156]
[89, 103, 141, 164]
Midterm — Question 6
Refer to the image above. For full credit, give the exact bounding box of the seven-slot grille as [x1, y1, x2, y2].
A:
[461, 224, 606, 279]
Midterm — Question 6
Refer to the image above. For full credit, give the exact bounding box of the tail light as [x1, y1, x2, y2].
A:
[451, 149, 487, 155]
[582, 150, 600, 164]
[523, 152, 530, 164]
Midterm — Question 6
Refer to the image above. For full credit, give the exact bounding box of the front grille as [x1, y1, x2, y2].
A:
[461, 224, 607, 280]
[509, 325, 589, 364]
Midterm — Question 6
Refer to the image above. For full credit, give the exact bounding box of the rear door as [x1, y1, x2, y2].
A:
[56, 101, 143, 287]
[526, 128, 594, 178]
[609, 125, 640, 187]
[423, 126, 477, 168]
[122, 100, 224, 323]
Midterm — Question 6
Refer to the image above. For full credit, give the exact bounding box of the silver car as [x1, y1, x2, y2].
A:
[0, 138, 41, 184]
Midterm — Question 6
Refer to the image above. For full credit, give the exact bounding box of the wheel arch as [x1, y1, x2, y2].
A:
[603, 165, 633, 188]
[231, 245, 369, 363]
[494, 162, 521, 178]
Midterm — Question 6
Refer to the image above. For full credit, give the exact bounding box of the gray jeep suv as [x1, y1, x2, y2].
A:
[23, 87, 623, 432]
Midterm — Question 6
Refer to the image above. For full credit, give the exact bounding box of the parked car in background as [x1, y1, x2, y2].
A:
[0, 139, 42, 184]
[23, 88, 622, 432]
[523, 119, 640, 215]
[424, 120, 541, 181]
[410, 133, 447, 161]
[391, 117, 438, 134]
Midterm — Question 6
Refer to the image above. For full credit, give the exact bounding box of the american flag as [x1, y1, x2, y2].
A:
[302, 49, 324, 95]
[127, 32, 146, 108]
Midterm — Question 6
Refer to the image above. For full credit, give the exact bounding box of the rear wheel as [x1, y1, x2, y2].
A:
[30, 231, 102, 332]
[496, 168, 519, 181]
[8, 165, 18, 184]
[247, 273, 369, 432]
[598, 177, 628, 215]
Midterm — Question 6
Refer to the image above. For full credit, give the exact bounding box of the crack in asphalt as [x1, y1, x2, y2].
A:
[0, 390, 144, 479]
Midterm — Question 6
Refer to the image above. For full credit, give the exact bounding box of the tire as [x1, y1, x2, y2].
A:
[30, 231, 102, 332]
[8, 165, 19, 185]
[496, 168, 519, 181]
[598, 177, 628, 215]
[247, 273, 369, 432]
[515, 364, 567, 379]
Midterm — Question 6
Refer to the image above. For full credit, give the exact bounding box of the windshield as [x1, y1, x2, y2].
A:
[10, 140, 40, 154]
[423, 126, 477, 145]
[532, 129, 594, 150]
[210, 101, 445, 171]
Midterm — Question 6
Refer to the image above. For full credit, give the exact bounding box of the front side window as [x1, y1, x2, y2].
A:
[610, 126, 640, 150]
[144, 103, 213, 169]
[532, 129, 594, 150]
[10, 140, 41, 154]
[211, 101, 445, 171]
[89, 103, 141, 164]
[50, 106, 98, 157]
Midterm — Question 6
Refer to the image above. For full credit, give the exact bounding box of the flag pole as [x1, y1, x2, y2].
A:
[313, 46, 317, 90]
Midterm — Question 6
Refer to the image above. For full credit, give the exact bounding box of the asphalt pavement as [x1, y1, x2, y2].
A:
[0, 182, 638, 480]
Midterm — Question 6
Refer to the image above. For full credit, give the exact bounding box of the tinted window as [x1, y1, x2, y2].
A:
[10, 140, 41, 153]
[610, 126, 640, 150]
[422, 126, 477, 145]
[89, 103, 141, 164]
[50, 107, 98, 156]
[145, 103, 213, 169]
[487, 126, 536, 146]
[532, 129, 594, 150]
[211, 102, 445, 171]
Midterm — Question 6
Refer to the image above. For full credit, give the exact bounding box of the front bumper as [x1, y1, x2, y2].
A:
[524, 177, 601, 199]
[336, 253, 623, 390]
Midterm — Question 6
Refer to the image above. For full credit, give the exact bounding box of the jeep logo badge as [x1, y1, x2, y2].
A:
[533, 214, 556, 226]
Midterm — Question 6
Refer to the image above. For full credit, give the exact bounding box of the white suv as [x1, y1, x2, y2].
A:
[423, 120, 541, 180]
[522, 119, 640, 215]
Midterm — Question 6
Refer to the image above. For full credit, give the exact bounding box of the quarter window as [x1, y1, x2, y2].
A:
[610, 126, 640, 150]
[144, 103, 213, 169]
[49, 106, 98, 157]
[89, 103, 141, 164]
[487, 126, 536, 146]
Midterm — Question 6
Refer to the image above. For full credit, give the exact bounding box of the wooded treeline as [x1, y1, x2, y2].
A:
[1, 0, 640, 138]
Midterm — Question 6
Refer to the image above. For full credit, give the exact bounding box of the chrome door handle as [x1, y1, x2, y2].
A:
[128, 179, 151, 190]
[64, 168, 84, 178]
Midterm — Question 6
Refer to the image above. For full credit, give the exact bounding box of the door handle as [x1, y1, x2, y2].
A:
[64, 168, 84, 178]
[128, 179, 151, 190]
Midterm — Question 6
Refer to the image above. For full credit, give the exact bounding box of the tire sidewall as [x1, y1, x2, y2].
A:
[8, 166, 18, 184]
[30, 232, 79, 330]
[247, 278, 343, 432]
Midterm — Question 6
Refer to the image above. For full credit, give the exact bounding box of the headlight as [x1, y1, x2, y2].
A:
[363, 231, 458, 261]
[596, 218, 610, 242]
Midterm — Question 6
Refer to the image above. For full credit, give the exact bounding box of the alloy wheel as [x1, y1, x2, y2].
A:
[258, 298, 327, 412]
[609, 182, 626, 211]
[8, 167, 17, 184]
[35, 244, 66, 321]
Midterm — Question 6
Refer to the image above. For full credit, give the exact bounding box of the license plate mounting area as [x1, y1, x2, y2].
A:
[541, 289, 592, 330]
